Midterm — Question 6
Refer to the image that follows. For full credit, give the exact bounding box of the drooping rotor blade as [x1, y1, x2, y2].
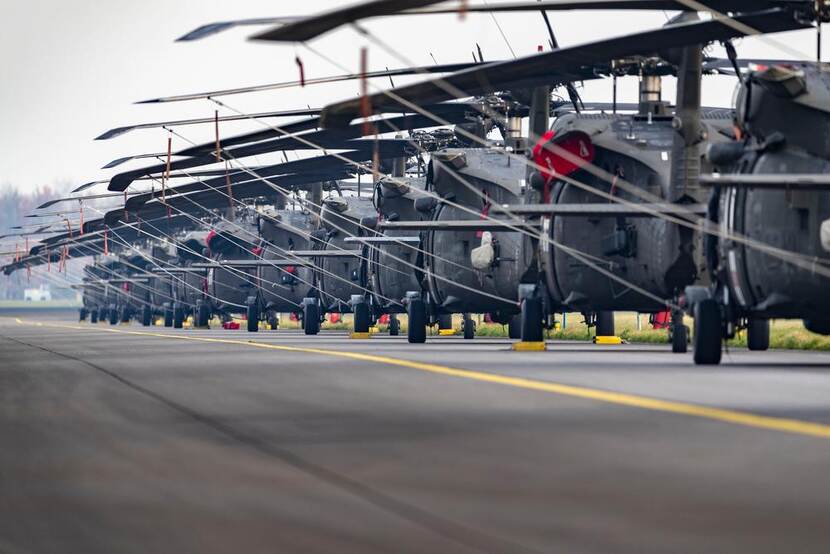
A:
[175, 102, 472, 157]
[320, 8, 810, 127]
[136, 62, 480, 104]
[107, 104, 475, 193]
[95, 108, 323, 140]
[121, 169, 353, 213]
[0, 225, 53, 240]
[108, 138, 408, 192]
[182, 2, 809, 43]
[36, 191, 147, 210]
[70, 168, 262, 193]
[398, 0, 804, 16]
[176, 17, 300, 41]
[72, 180, 110, 193]
[250, 0, 446, 42]
[102, 153, 168, 169]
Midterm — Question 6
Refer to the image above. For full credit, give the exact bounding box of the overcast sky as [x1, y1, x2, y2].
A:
[0, 0, 821, 193]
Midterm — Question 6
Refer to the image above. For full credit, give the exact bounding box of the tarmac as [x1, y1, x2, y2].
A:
[1, 308, 830, 553]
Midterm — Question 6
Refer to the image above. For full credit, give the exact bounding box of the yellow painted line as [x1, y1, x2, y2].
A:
[10, 317, 830, 441]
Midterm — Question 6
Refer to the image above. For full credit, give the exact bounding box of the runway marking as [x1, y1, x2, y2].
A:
[11, 317, 830, 441]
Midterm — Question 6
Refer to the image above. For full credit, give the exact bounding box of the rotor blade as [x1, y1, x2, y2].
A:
[107, 105, 473, 192]
[175, 102, 471, 157]
[320, 8, 809, 127]
[176, 17, 300, 41]
[102, 153, 169, 169]
[250, 0, 446, 42]
[122, 169, 353, 213]
[36, 191, 145, 210]
[403, 0, 797, 15]
[136, 62, 480, 104]
[107, 138, 408, 192]
[71, 180, 109, 193]
[95, 108, 323, 140]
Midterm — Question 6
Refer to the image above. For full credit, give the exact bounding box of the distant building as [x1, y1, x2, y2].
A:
[24, 285, 52, 302]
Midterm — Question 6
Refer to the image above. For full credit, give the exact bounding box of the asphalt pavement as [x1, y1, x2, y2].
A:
[1, 309, 829, 553]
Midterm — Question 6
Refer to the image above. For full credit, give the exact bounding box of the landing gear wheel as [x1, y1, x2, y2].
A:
[521, 298, 544, 342]
[196, 301, 209, 328]
[693, 299, 722, 365]
[671, 324, 688, 353]
[267, 313, 279, 331]
[120, 306, 130, 324]
[407, 299, 427, 344]
[353, 301, 370, 333]
[437, 314, 453, 332]
[671, 310, 687, 353]
[596, 311, 615, 337]
[246, 297, 259, 333]
[389, 314, 400, 336]
[303, 299, 320, 335]
[508, 314, 522, 339]
[163, 303, 173, 327]
[109, 305, 119, 325]
[90, 307, 99, 324]
[747, 318, 769, 351]
[462, 313, 475, 340]
[142, 305, 152, 327]
[79, 308, 88, 322]
[173, 303, 184, 329]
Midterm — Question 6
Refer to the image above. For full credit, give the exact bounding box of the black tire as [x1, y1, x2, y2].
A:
[671, 323, 688, 353]
[120, 306, 130, 324]
[747, 318, 770, 351]
[508, 314, 522, 339]
[163, 303, 173, 327]
[197, 301, 209, 328]
[437, 313, 453, 331]
[407, 299, 427, 344]
[693, 299, 722, 365]
[142, 305, 152, 327]
[90, 308, 99, 324]
[463, 314, 475, 340]
[389, 314, 400, 336]
[353, 301, 370, 333]
[79, 308, 88, 322]
[596, 311, 615, 337]
[268, 313, 279, 331]
[303, 301, 320, 335]
[246, 298, 259, 333]
[520, 299, 544, 342]
[109, 305, 119, 325]
[173, 303, 184, 329]
[99, 307, 108, 323]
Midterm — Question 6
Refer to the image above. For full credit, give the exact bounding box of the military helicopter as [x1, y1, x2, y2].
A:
[684, 60, 830, 363]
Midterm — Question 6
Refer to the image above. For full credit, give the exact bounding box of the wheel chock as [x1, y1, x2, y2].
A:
[593, 336, 625, 345]
[512, 341, 547, 351]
